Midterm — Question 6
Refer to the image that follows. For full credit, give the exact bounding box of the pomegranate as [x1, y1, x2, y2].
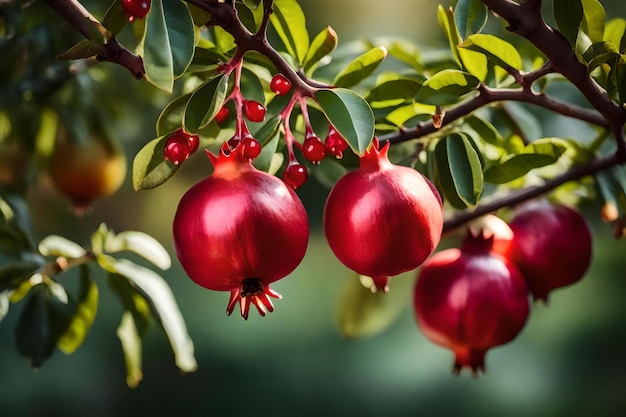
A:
[323, 139, 444, 292]
[413, 230, 530, 375]
[501, 200, 592, 302]
[122, 0, 151, 22]
[173, 144, 309, 319]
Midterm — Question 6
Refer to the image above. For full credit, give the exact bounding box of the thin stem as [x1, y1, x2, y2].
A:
[443, 153, 623, 233]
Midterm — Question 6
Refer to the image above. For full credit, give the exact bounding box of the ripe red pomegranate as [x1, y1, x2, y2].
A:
[324, 139, 444, 292]
[413, 231, 530, 375]
[173, 143, 309, 319]
[501, 200, 592, 302]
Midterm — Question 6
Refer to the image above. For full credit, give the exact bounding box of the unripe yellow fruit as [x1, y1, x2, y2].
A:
[48, 127, 127, 211]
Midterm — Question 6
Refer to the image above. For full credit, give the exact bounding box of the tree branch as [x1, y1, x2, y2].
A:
[443, 153, 623, 233]
[382, 84, 609, 145]
[44, 0, 145, 79]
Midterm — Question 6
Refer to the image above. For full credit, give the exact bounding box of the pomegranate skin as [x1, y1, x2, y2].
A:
[323, 140, 443, 291]
[173, 145, 309, 319]
[414, 233, 530, 374]
[504, 200, 592, 302]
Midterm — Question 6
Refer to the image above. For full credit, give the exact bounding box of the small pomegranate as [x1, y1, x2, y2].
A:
[173, 143, 309, 319]
[501, 200, 592, 302]
[414, 231, 530, 375]
[302, 135, 326, 164]
[243, 100, 266, 123]
[324, 128, 348, 159]
[324, 139, 444, 292]
[163, 129, 199, 165]
[283, 162, 308, 189]
[270, 74, 291, 96]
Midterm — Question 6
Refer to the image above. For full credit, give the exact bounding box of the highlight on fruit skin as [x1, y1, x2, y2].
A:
[498, 200, 593, 302]
[413, 229, 530, 376]
[324, 138, 444, 292]
[47, 125, 127, 214]
[172, 142, 309, 319]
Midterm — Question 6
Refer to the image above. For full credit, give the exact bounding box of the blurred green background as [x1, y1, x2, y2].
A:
[2, 0, 626, 416]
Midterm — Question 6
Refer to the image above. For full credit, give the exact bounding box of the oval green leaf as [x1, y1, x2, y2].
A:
[303, 26, 338, 74]
[434, 133, 483, 208]
[333, 46, 388, 88]
[38, 235, 86, 259]
[184, 75, 229, 133]
[461, 34, 523, 71]
[554, 0, 583, 47]
[156, 93, 191, 137]
[105, 231, 171, 270]
[270, 0, 309, 65]
[415, 69, 480, 106]
[315, 88, 375, 156]
[581, 0, 606, 43]
[57, 267, 98, 355]
[132, 135, 182, 190]
[455, 0, 488, 40]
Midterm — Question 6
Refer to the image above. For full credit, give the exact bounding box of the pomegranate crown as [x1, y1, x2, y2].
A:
[461, 228, 496, 254]
[205, 142, 253, 176]
[360, 137, 392, 171]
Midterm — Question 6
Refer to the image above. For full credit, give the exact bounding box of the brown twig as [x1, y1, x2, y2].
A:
[44, 0, 145, 79]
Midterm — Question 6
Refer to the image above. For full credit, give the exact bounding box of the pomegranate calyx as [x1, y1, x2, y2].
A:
[226, 278, 283, 320]
[371, 276, 390, 293]
[453, 348, 487, 377]
[205, 143, 252, 178]
[360, 137, 392, 172]
[461, 228, 496, 254]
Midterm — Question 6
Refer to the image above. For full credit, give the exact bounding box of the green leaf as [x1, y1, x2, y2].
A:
[57, 267, 98, 355]
[132, 135, 182, 190]
[554, 0, 583, 47]
[333, 46, 388, 88]
[156, 94, 191, 137]
[108, 273, 151, 336]
[184, 75, 229, 133]
[38, 235, 86, 259]
[434, 133, 483, 208]
[438, 5, 462, 66]
[140, 0, 195, 92]
[117, 311, 144, 388]
[315, 88, 375, 155]
[583, 41, 619, 71]
[365, 78, 423, 106]
[337, 273, 412, 339]
[102, 0, 128, 38]
[415, 69, 480, 106]
[483, 138, 569, 184]
[466, 115, 504, 148]
[0, 261, 41, 293]
[581, 0, 606, 43]
[112, 259, 197, 373]
[461, 34, 523, 71]
[455, 0, 488, 40]
[57, 40, 104, 60]
[105, 231, 171, 270]
[251, 116, 282, 172]
[604, 18, 626, 50]
[270, 0, 309, 65]
[303, 26, 338, 74]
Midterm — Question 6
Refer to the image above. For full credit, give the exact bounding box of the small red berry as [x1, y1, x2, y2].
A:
[163, 129, 199, 165]
[122, 0, 151, 22]
[215, 105, 229, 124]
[302, 135, 326, 164]
[324, 128, 349, 159]
[283, 162, 307, 189]
[242, 136, 262, 159]
[243, 100, 266, 123]
[270, 74, 292, 96]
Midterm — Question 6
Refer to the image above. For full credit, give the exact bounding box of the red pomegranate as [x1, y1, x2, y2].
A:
[413, 231, 530, 375]
[323, 139, 444, 292]
[502, 200, 592, 302]
[173, 144, 309, 319]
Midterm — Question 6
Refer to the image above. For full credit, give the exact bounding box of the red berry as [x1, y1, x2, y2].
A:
[283, 162, 307, 189]
[324, 139, 443, 292]
[241, 136, 261, 159]
[215, 105, 229, 124]
[324, 128, 349, 159]
[302, 135, 326, 164]
[164, 129, 197, 165]
[498, 200, 592, 302]
[243, 100, 266, 123]
[173, 145, 309, 319]
[414, 230, 530, 375]
[270, 74, 292, 96]
[122, 0, 151, 22]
